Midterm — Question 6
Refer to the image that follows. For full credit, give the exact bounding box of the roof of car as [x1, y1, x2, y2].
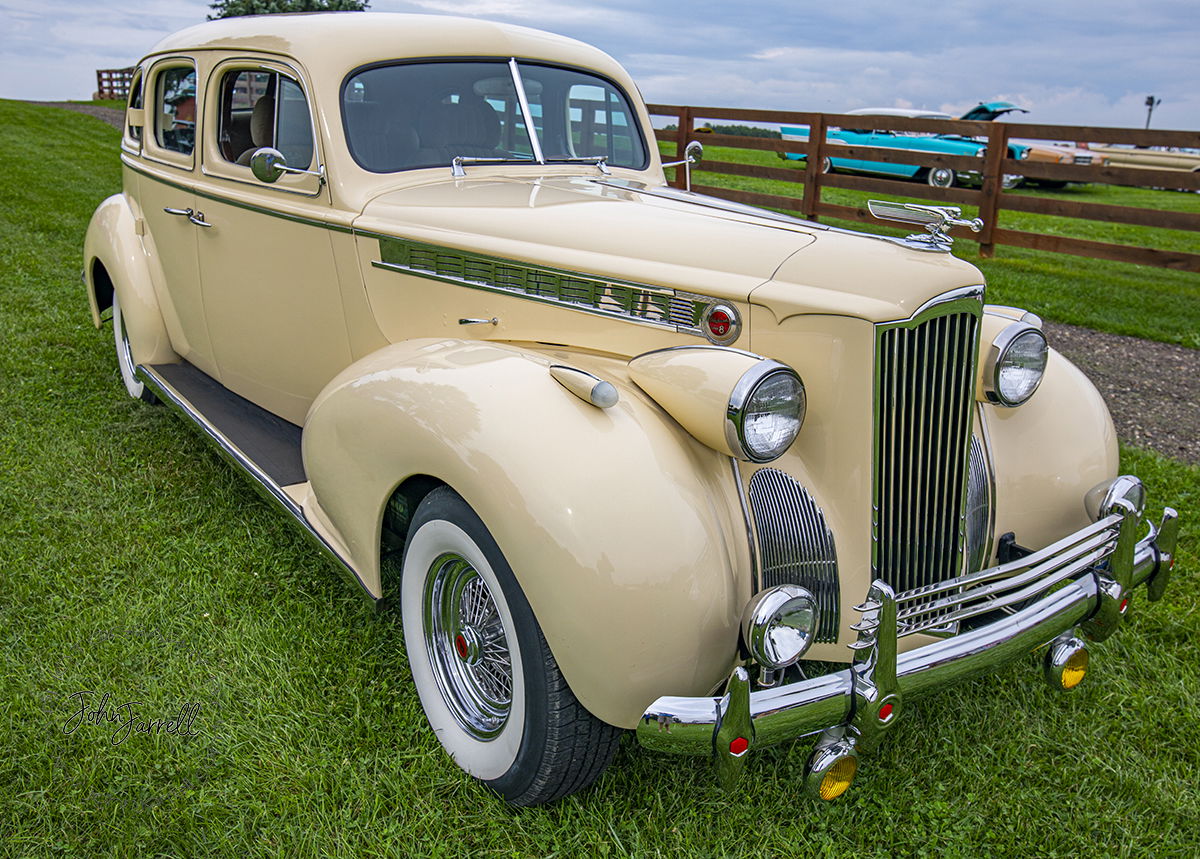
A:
[147, 12, 625, 83]
[845, 108, 953, 120]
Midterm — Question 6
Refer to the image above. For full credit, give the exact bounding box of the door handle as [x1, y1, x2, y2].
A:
[187, 211, 213, 228]
[163, 206, 192, 216]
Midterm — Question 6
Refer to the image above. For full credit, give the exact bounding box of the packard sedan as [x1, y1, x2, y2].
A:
[84, 13, 1179, 805]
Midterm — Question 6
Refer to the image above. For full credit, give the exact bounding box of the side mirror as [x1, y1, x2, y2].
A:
[685, 139, 704, 164]
[250, 146, 287, 183]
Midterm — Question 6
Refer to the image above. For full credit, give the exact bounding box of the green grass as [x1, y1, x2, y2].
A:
[2, 98, 1198, 856]
[71, 98, 126, 110]
[666, 142, 1200, 347]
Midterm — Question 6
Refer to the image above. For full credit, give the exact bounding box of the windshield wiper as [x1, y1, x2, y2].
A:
[541, 155, 612, 175]
[450, 154, 535, 178]
[450, 154, 612, 177]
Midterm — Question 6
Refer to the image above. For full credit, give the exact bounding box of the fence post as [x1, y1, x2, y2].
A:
[671, 106, 694, 190]
[977, 122, 1008, 258]
[801, 113, 826, 221]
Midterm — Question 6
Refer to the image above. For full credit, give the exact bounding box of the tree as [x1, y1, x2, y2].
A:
[208, 0, 369, 19]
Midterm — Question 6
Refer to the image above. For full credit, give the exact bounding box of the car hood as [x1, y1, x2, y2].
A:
[355, 173, 983, 322]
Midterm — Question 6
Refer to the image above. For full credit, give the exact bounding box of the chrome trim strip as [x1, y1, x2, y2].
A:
[121, 156, 355, 233]
[135, 363, 378, 608]
[508, 57, 544, 165]
[637, 511, 1166, 754]
[371, 235, 712, 337]
[631, 344, 764, 361]
[730, 458, 760, 592]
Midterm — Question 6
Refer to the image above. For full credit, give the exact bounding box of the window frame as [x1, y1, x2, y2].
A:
[143, 58, 199, 171]
[121, 66, 144, 155]
[339, 57, 650, 174]
[200, 57, 324, 198]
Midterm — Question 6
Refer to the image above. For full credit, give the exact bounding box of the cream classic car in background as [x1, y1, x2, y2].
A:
[83, 13, 1180, 805]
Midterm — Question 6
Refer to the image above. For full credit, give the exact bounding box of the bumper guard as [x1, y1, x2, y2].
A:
[637, 506, 1180, 786]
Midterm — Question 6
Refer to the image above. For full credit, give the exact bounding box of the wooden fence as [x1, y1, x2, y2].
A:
[648, 104, 1200, 272]
[94, 67, 135, 101]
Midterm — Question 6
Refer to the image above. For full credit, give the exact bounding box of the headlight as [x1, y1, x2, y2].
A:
[741, 585, 817, 669]
[726, 362, 806, 462]
[984, 323, 1047, 406]
[975, 148, 986, 158]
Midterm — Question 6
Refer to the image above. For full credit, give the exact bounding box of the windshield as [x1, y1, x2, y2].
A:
[343, 60, 648, 174]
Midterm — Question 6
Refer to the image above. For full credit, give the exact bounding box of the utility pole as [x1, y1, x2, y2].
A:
[1144, 95, 1161, 130]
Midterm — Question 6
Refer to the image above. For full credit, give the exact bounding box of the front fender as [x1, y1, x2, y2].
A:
[302, 338, 753, 728]
[983, 347, 1119, 550]
[83, 194, 176, 366]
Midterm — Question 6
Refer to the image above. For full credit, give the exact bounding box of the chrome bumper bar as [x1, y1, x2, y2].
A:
[637, 507, 1179, 757]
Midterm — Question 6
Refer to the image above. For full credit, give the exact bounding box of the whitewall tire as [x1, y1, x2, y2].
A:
[112, 293, 158, 404]
[400, 487, 621, 805]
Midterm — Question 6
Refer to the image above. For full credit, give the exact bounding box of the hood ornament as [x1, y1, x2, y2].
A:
[867, 200, 983, 252]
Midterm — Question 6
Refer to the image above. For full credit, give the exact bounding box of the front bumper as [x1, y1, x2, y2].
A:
[637, 506, 1179, 767]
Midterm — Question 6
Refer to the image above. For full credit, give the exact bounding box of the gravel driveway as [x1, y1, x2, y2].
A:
[32, 102, 1198, 464]
[1046, 322, 1199, 464]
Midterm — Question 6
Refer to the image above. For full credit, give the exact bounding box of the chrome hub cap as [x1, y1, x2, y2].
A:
[424, 553, 513, 740]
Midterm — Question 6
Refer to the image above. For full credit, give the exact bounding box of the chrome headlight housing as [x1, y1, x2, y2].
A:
[741, 585, 817, 669]
[725, 362, 806, 462]
[983, 323, 1047, 407]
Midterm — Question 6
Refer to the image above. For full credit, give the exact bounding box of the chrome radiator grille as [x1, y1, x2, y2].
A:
[748, 468, 839, 642]
[873, 304, 981, 597]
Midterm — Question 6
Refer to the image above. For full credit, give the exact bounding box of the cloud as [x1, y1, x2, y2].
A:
[0, 0, 1195, 130]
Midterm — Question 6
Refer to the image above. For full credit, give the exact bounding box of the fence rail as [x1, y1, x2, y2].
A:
[647, 104, 1200, 272]
[94, 67, 134, 101]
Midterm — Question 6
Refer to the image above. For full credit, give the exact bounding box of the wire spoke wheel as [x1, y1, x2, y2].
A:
[424, 552, 514, 739]
[400, 487, 622, 804]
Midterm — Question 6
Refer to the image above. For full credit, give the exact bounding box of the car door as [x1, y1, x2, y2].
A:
[134, 58, 220, 378]
[192, 58, 353, 425]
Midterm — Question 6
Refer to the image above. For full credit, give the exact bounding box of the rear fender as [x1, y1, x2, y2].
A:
[83, 194, 176, 365]
[302, 338, 753, 728]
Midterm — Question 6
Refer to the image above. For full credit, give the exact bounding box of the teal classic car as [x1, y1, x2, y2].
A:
[781, 108, 1029, 189]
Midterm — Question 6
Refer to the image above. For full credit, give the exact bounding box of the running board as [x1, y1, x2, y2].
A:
[136, 361, 379, 607]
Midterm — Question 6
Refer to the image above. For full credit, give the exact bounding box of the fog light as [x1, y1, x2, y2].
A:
[804, 738, 859, 800]
[1045, 637, 1088, 691]
[818, 756, 857, 800]
[741, 585, 817, 669]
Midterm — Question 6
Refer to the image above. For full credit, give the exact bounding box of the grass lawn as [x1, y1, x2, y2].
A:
[2, 98, 1198, 857]
[665, 142, 1200, 348]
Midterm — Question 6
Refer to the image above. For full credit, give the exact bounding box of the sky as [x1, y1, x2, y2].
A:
[1, 0, 1197, 131]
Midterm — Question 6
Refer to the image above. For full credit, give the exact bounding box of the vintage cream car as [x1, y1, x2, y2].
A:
[84, 13, 1180, 805]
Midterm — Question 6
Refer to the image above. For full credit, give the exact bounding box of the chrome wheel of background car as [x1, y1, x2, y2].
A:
[820, 156, 833, 174]
[423, 552, 514, 739]
[112, 293, 158, 404]
[400, 487, 621, 805]
[926, 167, 956, 188]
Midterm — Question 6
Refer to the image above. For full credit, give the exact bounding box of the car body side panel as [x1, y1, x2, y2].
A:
[302, 338, 752, 729]
[83, 192, 179, 367]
